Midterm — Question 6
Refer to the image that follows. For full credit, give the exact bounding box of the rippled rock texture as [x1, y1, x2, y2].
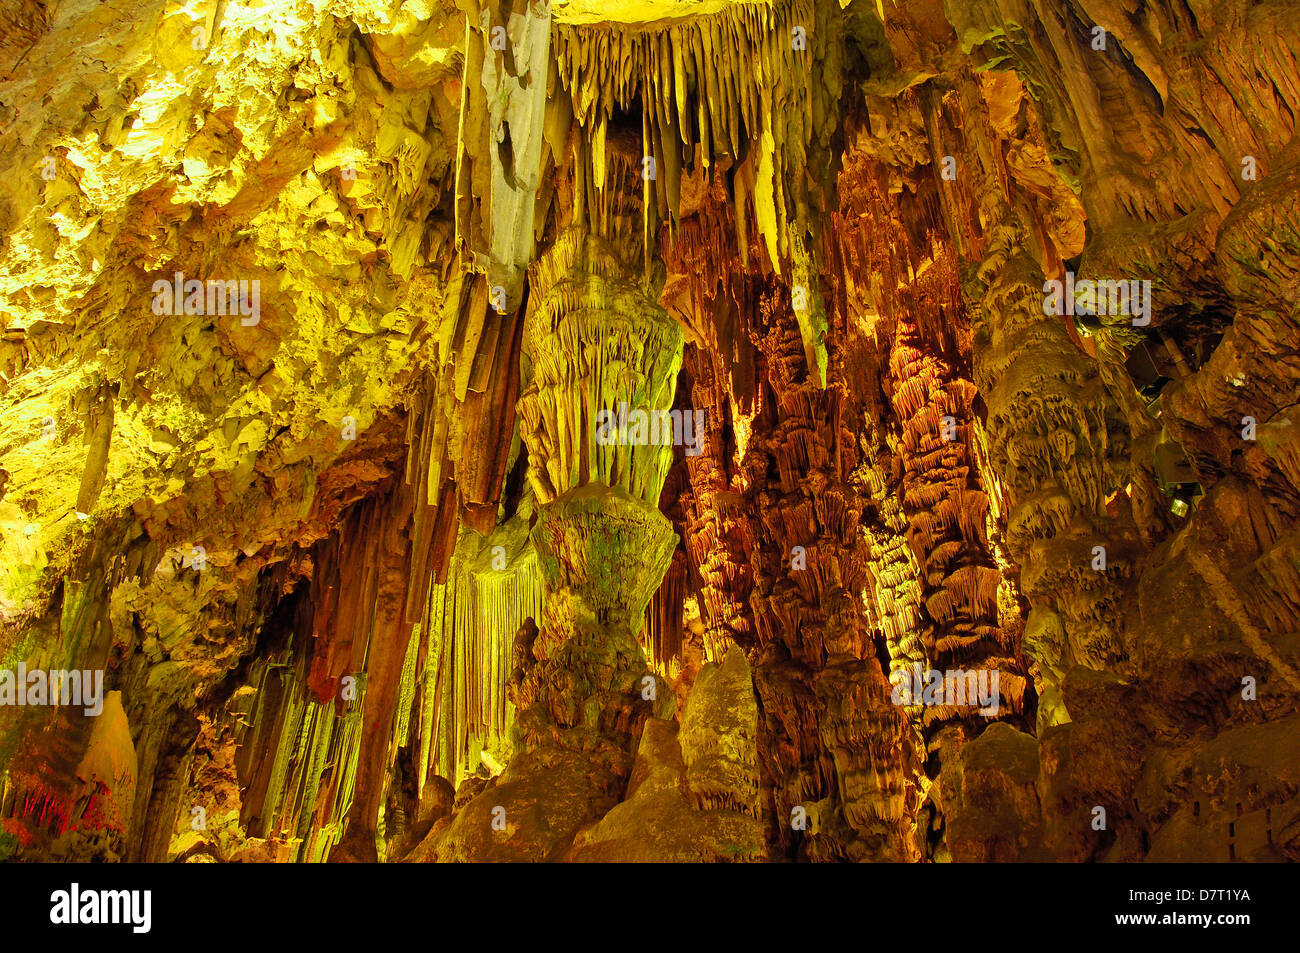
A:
[0, 0, 1297, 863]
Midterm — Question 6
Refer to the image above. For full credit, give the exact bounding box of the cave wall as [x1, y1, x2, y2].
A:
[1, 0, 1297, 862]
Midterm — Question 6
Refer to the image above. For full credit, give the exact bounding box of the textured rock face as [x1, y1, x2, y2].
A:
[1, 0, 1298, 864]
[567, 647, 765, 861]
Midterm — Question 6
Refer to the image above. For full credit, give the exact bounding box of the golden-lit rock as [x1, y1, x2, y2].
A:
[1, 0, 1298, 866]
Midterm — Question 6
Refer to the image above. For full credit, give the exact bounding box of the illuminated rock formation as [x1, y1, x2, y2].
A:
[1, 0, 1298, 864]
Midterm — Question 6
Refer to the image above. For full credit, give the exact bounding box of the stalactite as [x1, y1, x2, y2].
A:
[551, 0, 838, 271]
[517, 228, 684, 507]
[230, 650, 364, 863]
[418, 524, 545, 787]
[641, 546, 687, 674]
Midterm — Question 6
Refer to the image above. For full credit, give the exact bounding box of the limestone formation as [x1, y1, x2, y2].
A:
[1, 0, 1297, 865]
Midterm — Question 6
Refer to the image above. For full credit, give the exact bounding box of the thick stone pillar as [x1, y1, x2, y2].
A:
[420, 221, 685, 859]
